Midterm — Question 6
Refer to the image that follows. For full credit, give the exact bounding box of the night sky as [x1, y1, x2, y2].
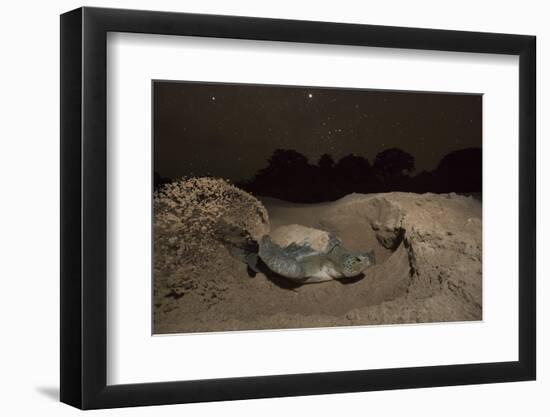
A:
[154, 81, 481, 181]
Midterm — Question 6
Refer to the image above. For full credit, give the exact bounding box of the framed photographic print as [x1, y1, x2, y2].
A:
[60, 6, 536, 409]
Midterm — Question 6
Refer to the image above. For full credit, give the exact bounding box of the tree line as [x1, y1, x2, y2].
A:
[237, 147, 481, 203]
[154, 147, 481, 203]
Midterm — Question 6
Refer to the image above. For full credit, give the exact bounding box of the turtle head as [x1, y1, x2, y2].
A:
[340, 250, 376, 277]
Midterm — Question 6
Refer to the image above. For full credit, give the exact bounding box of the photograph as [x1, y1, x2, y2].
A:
[52, 3, 539, 412]
[152, 81, 483, 334]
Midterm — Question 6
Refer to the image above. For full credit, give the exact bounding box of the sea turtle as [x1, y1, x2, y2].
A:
[250, 224, 375, 284]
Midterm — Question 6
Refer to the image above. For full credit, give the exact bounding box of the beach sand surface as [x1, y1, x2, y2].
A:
[154, 192, 482, 334]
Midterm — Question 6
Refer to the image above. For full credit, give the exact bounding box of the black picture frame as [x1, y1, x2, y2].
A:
[60, 6, 536, 410]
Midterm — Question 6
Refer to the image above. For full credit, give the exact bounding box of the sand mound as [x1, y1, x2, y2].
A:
[321, 192, 482, 321]
[153, 177, 269, 307]
[154, 185, 481, 333]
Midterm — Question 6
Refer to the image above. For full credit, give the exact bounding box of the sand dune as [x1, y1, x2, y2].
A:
[154, 191, 481, 334]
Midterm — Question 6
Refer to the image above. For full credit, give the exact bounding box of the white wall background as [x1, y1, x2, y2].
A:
[0, 0, 545, 415]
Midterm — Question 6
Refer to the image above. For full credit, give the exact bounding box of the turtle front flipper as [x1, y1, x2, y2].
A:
[245, 252, 261, 276]
[258, 236, 306, 281]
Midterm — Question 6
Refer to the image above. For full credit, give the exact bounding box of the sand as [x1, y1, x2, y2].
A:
[154, 191, 482, 334]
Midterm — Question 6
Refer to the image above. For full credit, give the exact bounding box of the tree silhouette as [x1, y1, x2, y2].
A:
[435, 148, 481, 192]
[318, 154, 335, 172]
[373, 148, 415, 180]
[335, 154, 372, 183]
[233, 147, 481, 203]
[245, 149, 319, 202]
[259, 149, 309, 179]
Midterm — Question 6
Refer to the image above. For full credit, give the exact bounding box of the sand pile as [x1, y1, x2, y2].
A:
[318, 192, 482, 324]
[153, 177, 269, 309]
[154, 180, 481, 334]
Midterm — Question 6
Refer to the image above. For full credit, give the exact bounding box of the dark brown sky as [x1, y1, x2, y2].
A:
[154, 81, 481, 181]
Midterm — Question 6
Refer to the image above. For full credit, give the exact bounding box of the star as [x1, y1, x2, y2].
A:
[308, 93, 313, 99]
[211, 96, 216, 101]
